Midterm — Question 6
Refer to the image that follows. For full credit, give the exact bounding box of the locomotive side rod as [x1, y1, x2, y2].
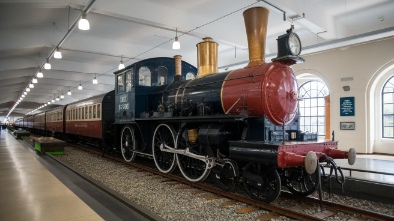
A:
[160, 143, 216, 168]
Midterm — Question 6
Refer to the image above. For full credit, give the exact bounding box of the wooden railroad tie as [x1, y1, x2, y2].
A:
[175, 185, 194, 190]
[204, 195, 221, 200]
[191, 190, 205, 195]
[235, 206, 258, 214]
[220, 200, 237, 207]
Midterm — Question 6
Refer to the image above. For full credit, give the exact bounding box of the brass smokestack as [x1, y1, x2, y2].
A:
[243, 7, 269, 68]
[174, 55, 182, 82]
[196, 37, 218, 77]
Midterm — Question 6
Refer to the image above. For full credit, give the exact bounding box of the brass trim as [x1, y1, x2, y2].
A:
[220, 70, 235, 114]
[180, 79, 194, 104]
[174, 82, 184, 104]
[187, 129, 198, 143]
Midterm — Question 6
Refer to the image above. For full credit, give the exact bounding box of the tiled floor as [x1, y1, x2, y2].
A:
[0, 131, 103, 221]
[332, 154, 394, 185]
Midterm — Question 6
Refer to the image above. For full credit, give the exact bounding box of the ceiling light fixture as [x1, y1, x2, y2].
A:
[118, 56, 125, 70]
[172, 28, 180, 50]
[78, 12, 90, 30]
[32, 77, 38, 84]
[78, 82, 83, 90]
[22, 94, 25, 98]
[44, 58, 51, 70]
[56, 97, 60, 101]
[52, 98, 55, 103]
[37, 68, 43, 78]
[67, 90, 72, 95]
[93, 74, 98, 84]
[24, 92, 27, 95]
[54, 47, 62, 59]
[26, 88, 30, 92]
[48, 101, 51, 104]
[60, 94, 64, 99]
[29, 83, 34, 88]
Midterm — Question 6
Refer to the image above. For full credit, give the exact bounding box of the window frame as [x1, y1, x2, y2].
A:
[298, 80, 329, 138]
[382, 75, 394, 138]
[116, 73, 125, 94]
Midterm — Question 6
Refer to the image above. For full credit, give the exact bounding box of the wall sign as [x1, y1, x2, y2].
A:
[340, 122, 355, 130]
[340, 97, 355, 116]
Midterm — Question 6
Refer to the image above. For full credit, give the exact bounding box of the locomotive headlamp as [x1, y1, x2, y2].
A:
[273, 25, 304, 63]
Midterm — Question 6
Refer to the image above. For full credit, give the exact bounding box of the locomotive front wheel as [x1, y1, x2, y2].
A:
[242, 163, 281, 203]
[152, 124, 177, 173]
[176, 131, 211, 182]
[120, 126, 136, 162]
[212, 160, 239, 192]
[285, 167, 318, 196]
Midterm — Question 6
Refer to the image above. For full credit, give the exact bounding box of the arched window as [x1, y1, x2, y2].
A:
[139, 66, 151, 86]
[382, 76, 394, 138]
[186, 72, 195, 80]
[298, 80, 329, 138]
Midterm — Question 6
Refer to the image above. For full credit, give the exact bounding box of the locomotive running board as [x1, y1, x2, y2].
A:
[161, 144, 216, 168]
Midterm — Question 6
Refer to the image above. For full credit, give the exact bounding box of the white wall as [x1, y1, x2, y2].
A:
[293, 37, 394, 154]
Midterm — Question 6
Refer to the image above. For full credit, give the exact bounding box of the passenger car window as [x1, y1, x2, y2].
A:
[126, 69, 133, 92]
[89, 106, 92, 119]
[117, 73, 124, 94]
[158, 66, 167, 85]
[93, 105, 96, 118]
[97, 104, 101, 119]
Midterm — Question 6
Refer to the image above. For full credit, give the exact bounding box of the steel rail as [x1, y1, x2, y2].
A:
[56, 143, 393, 221]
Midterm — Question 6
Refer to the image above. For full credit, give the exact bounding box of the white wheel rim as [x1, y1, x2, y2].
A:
[152, 124, 176, 173]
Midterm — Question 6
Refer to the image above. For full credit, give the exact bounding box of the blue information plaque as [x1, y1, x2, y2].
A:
[340, 97, 355, 116]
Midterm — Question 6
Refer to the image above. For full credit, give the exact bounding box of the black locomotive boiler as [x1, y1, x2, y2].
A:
[113, 7, 356, 202]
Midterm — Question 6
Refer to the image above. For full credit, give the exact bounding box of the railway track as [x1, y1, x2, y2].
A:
[45, 143, 391, 221]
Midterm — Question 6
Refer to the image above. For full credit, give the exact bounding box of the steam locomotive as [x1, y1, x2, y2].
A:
[112, 7, 356, 202]
[14, 7, 356, 203]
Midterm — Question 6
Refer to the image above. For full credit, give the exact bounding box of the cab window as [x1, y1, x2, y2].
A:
[126, 69, 133, 92]
[158, 66, 167, 85]
[139, 66, 151, 86]
[117, 73, 124, 94]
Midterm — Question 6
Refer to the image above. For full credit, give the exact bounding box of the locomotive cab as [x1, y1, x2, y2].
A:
[114, 57, 197, 123]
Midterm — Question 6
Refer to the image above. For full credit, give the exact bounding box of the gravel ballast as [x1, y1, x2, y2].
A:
[53, 146, 393, 221]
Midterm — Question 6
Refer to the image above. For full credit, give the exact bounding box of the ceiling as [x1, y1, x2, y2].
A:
[1, 0, 394, 121]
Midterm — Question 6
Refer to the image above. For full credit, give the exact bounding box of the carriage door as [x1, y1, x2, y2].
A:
[115, 68, 135, 123]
